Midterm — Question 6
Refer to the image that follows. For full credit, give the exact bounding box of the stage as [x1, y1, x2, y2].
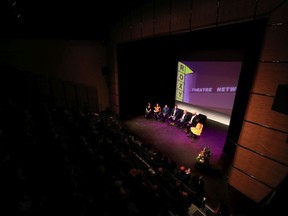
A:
[123, 115, 229, 168]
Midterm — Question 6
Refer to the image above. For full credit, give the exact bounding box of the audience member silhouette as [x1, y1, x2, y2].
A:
[173, 165, 191, 186]
[191, 175, 206, 207]
[214, 200, 232, 216]
[170, 180, 193, 216]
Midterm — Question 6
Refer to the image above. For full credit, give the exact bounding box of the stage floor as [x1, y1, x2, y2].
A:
[123, 116, 230, 167]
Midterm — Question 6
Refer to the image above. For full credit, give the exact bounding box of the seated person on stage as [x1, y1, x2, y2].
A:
[153, 103, 162, 120]
[184, 112, 198, 133]
[187, 118, 203, 137]
[176, 109, 189, 128]
[161, 104, 170, 122]
[145, 102, 153, 119]
[168, 104, 180, 125]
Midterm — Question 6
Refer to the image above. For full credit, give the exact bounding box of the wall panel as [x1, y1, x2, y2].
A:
[233, 146, 288, 187]
[76, 83, 88, 111]
[228, 167, 272, 203]
[87, 86, 98, 112]
[130, 6, 142, 40]
[218, 0, 256, 24]
[63, 81, 77, 110]
[191, 0, 218, 29]
[256, 0, 287, 23]
[171, 0, 191, 32]
[239, 121, 288, 165]
[116, 15, 133, 42]
[260, 25, 288, 61]
[252, 63, 288, 95]
[141, 1, 154, 38]
[111, 81, 119, 96]
[245, 94, 288, 131]
[154, 0, 171, 35]
[111, 95, 119, 114]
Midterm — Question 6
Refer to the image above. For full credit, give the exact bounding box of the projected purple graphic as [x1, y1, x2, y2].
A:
[176, 61, 242, 116]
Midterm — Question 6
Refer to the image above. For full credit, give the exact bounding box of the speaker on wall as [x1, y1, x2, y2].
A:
[272, 84, 288, 115]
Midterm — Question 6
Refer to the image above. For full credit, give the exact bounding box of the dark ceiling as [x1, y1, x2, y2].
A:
[0, 0, 139, 40]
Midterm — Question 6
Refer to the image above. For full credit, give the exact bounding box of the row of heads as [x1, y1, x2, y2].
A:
[147, 102, 199, 115]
